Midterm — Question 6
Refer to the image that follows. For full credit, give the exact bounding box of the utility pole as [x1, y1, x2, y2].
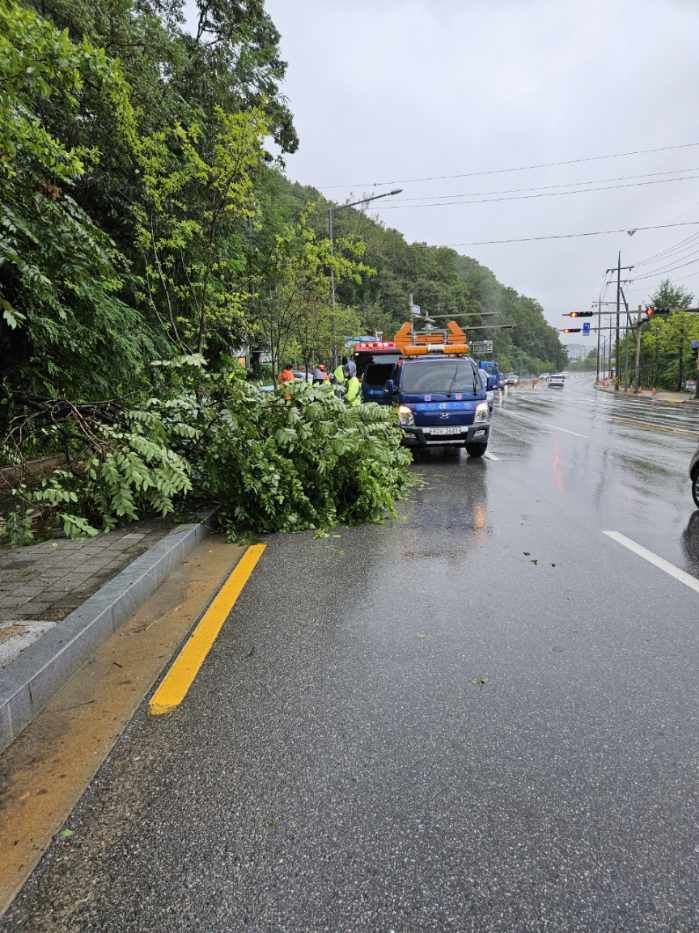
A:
[606, 254, 634, 390]
[634, 305, 643, 392]
[594, 299, 602, 383]
[620, 286, 631, 390]
[601, 335, 606, 378]
[615, 251, 621, 388]
[327, 188, 402, 365]
[592, 299, 616, 383]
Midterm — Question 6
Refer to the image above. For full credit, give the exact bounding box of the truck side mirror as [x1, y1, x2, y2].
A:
[384, 379, 396, 394]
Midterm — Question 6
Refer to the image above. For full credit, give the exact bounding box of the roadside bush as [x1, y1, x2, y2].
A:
[0, 361, 412, 544]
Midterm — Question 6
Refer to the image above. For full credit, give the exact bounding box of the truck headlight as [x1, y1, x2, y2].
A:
[474, 402, 489, 423]
[398, 405, 414, 426]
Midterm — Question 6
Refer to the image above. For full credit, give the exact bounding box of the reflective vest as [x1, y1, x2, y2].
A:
[346, 375, 361, 406]
[333, 365, 346, 384]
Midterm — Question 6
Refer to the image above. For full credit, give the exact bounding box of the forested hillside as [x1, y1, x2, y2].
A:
[254, 175, 568, 375]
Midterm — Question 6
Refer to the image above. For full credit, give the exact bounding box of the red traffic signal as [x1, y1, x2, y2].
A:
[560, 327, 582, 333]
[563, 311, 594, 318]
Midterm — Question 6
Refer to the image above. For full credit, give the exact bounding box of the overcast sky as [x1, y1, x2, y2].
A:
[263, 0, 699, 343]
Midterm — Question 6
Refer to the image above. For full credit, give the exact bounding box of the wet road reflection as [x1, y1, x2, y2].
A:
[412, 374, 699, 581]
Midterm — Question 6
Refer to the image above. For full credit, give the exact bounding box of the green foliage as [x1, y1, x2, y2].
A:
[196, 376, 411, 535]
[1, 0, 301, 416]
[251, 207, 372, 373]
[280, 184, 567, 373]
[1, 362, 412, 544]
[134, 107, 268, 353]
[616, 279, 699, 390]
[1, 401, 193, 542]
[650, 280, 694, 313]
[0, 0, 158, 400]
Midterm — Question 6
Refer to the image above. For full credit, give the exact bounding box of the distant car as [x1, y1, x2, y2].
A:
[504, 373, 518, 386]
[547, 373, 566, 389]
[691, 444, 699, 508]
[540, 373, 550, 381]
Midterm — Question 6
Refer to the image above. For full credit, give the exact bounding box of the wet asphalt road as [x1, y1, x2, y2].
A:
[4, 377, 699, 932]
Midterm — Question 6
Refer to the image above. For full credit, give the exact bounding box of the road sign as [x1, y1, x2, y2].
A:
[470, 339, 494, 354]
[582, 322, 591, 335]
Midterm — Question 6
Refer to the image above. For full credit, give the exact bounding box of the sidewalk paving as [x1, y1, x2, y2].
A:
[0, 521, 175, 669]
[595, 382, 699, 405]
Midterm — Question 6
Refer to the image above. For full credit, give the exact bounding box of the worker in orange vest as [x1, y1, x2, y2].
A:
[278, 364, 295, 384]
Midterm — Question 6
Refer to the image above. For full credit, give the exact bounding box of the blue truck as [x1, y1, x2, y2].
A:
[354, 322, 490, 457]
[391, 355, 490, 456]
[477, 359, 503, 391]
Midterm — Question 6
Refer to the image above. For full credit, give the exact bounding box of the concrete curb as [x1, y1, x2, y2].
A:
[0, 512, 215, 753]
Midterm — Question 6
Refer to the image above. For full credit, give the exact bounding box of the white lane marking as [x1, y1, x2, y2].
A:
[499, 409, 589, 439]
[483, 451, 499, 461]
[551, 424, 589, 439]
[603, 531, 699, 596]
[609, 415, 699, 440]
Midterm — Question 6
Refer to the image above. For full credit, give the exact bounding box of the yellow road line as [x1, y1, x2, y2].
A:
[149, 543, 266, 716]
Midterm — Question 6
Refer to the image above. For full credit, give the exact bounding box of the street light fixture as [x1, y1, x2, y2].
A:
[328, 188, 403, 365]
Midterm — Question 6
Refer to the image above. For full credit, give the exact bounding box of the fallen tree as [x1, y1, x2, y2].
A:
[1, 358, 412, 544]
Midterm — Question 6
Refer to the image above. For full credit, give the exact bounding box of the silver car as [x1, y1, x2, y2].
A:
[691, 444, 699, 508]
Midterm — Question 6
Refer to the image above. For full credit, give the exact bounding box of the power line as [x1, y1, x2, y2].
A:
[369, 174, 699, 211]
[632, 244, 699, 276]
[629, 252, 699, 281]
[378, 167, 699, 204]
[317, 141, 699, 190]
[452, 219, 699, 247]
[629, 230, 699, 267]
[624, 265, 699, 295]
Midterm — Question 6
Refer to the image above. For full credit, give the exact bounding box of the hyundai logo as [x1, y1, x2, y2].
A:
[439, 412, 449, 420]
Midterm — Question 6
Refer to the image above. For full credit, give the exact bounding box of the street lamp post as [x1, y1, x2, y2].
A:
[327, 188, 402, 366]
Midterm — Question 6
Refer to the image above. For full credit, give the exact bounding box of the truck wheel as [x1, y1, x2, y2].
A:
[465, 442, 488, 458]
[693, 467, 699, 508]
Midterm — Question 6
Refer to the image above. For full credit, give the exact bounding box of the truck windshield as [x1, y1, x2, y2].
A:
[400, 359, 478, 395]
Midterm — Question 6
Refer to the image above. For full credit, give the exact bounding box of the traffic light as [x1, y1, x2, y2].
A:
[563, 311, 594, 318]
[645, 306, 671, 318]
[560, 327, 582, 333]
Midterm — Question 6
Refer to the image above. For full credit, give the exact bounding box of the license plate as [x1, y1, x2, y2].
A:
[422, 426, 464, 436]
